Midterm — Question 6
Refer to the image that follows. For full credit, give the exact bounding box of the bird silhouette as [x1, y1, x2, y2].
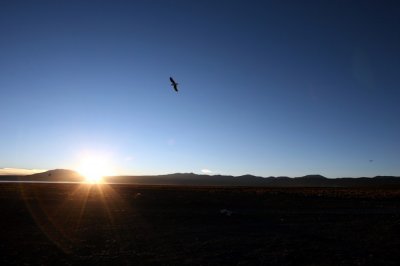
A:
[169, 77, 178, 92]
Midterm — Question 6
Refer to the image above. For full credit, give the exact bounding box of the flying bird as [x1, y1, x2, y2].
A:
[169, 77, 178, 92]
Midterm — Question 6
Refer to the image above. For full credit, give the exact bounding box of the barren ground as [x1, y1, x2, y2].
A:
[1, 183, 400, 265]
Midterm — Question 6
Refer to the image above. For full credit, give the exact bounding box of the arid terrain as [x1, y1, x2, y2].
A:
[1, 183, 400, 265]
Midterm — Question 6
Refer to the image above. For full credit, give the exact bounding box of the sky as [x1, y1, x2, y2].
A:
[1, 0, 399, 178]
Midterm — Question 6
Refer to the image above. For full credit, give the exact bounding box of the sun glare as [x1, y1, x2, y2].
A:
[76, 152, 115, 184]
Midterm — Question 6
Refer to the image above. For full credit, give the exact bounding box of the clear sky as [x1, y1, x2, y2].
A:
[1, 0, 399, 177]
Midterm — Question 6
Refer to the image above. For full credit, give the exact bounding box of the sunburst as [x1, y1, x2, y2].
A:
[76, 152, 115, 183]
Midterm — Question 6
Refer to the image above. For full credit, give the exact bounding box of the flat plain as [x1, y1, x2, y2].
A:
[1, 183, 400, 265]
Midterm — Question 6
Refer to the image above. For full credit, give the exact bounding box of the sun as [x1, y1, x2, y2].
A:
[76, 152, 115, 184]
[78, 165, 105, 183]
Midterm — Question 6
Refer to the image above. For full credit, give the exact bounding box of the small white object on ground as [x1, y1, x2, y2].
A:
[220, 209, 233, 216]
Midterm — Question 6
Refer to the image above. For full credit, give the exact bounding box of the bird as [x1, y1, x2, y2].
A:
[169, 77, 178, 92]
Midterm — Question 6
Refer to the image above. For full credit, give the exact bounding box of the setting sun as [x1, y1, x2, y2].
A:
[78, 165, 105, 183]
[76, 152, 115, 183]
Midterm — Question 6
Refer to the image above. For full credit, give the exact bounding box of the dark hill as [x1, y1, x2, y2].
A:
[297, 175, 327, 179]
[105, 173, 400, 187]
[1, 170, 400, 187]
[27, 169, 84, 182]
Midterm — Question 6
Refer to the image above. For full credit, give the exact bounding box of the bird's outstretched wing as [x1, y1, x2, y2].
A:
[169, 77, 175, 84]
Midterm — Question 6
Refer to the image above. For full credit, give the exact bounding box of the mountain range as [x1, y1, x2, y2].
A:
[1, 169, 400, 187]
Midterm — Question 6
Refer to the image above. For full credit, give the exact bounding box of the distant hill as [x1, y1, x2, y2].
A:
[104, 173, 400, 187]
[28, 169, 85, 182]
[1, 170, 400, 187]
[0, 169, 84, 182]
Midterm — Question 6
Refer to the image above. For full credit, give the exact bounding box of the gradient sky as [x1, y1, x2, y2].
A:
[1, 0, 399, 177]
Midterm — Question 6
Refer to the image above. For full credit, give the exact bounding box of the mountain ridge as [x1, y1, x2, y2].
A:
[1, 169, 399, 187]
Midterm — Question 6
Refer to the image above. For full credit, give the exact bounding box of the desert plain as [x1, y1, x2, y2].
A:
[1, 182, 400, 265]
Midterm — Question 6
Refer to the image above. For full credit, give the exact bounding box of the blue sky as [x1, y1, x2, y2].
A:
[1, 0, 399, 177]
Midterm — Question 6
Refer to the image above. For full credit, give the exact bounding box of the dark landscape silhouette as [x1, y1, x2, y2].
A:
[2, 169, 400, 187]
[1, 179, 400, 265]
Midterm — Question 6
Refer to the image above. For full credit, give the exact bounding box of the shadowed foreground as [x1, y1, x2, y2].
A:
[1, 183, 400, 265]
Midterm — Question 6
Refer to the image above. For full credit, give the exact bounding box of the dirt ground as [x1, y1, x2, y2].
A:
[1, 183, 400, 265]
